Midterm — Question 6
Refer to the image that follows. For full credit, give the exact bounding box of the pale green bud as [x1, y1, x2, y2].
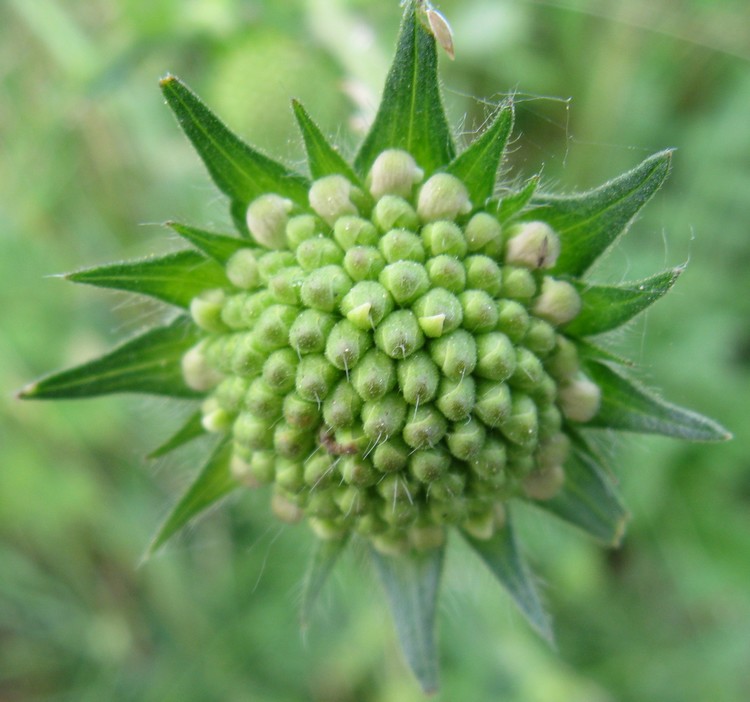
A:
[300, 265, 353, 312]
[416, 173, 472, 222]
[225, 249, 260, 290]
[509, 347, 545, 391]
[230, 333, 265, 376]
[245, 377, 283, 419]
[429, 472, 466, 502]
[323, 379, 363, 429]
[340, 455, 379, 487]
[200, 397, 234, 433]
[522, 465, 566, 500]
[325, 319, 372, 371]
[462, 509, 496, 540]
[502, 266, 537, 300]
[421, 220, 467, 257]
[351, 349, 396, 401]
[524, 318, 557, 357]
[379, 229, 426, 263]
[505, 221, 561, 269]
[475, 332, 516, 381]
[409, 525, 446, 550]
[252, 304, 297, 352]
[308, 175, 359, 225]
[530, 372, 557, 406]
[190, 289, 228, 333]
[459, 290, 499, 332]
[230, 454, 261, 488]
[274, 422, 314, 460]
[247, 451, 277, 485]
[465, 212, 502, 252]
[220, 292, 251, 329]
[295, 354, 340, 402]
[371, 532, 410, 556]
[295, 236, 344, 271]
[233, 411, 273, 450]
[340, 281, 395, 330]
[372, 437, 410, 472]
[182, 342, 223, 391]
[410, 448, 451, 483]
[558, 373, 601, 422]
[367, 149, 424, 199]
[533, 277, 582, 326]
[262, 348, 298, 394]
[379, 261, 430, 305]
[538, 403, 563, 440]
[436, 375, 476, 422]
[238, 290, 274, 327]
[306, 491, 341, 520]
[425, 255, 466, 292]
[470, 437, 507, 480]
[473, 380, 512, 427]
[335, 486, 370, 517]
[362, 393, 408, 439]
[257, 251, 295, 282]
[285, 214, 320, 249]
[464, 255, 503, 296]
[446, 417, 486, 460]
[275, 458, 306, 493]
[246, 194, 293, 249]
[429, 329, 477, 379]
[333, 215, 379, 249]
[271, 491, 304, 523]
[397, 351, 440, 405]
[374, 309, 425, 359]
[288, 309, 336, 355]
[545, 334, 580, 381]
[536, 432, 571, 470]
[496, 299, 530, 343]
[402, 405, 448, 449]
[268, 266, 305, 305]
[372, 195, 420, 231]
[215, 375, 250, 412]
[412, 288, 463, 337]
[343, 246, 386, 282]
[499, 393, 538, 447]
[283, 391, 320, 429]
[304, 453, 335, 489]
[381, 500, 419, 528]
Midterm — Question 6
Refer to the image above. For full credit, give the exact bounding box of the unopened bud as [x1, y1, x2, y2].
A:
[257, 251, 295, 283]
[230, 333, 265, 376]
[459, 290, 499, 332]
[374, 309, 425, 359]
[409, 448, 451, 483]
[499, 393, 538, 447]
[536, 432, 571, 470]
[402, 405, 448, 449]
[245, 377, 283, 419]
[300, 265, 353, 312]
[343, 246, 386, 282]
[373, 195, 420, 231]
[524, 318, 557, 357]
[502, 266, 537, 301]
[471, 437, 508, 480]
[429, 329, 477, 379]
[558, 373, 601, 422]
[505, 221, 561, 269]
[325, 319, 372, 371]
[285, 214, 319, 249]
[283, 391, 320, 429]
[417, 173, 472, 222]
[252, 304, 297, 352]
[274, 422, 314, 460]
[271, 491, 304, 523]
[248, 451, 276, 485]
[475, 332, 516, 381]
[215, 375, 250, 413]
[323, 380, 363, 429]
[496, 299, 530, 343]
[372, 437, 410, 472]
[340, 281, 394, 329]
[522, 465, 566, 501]
[421, 221, 467, 257]
[464, 255, 502, 296]
[295, 354, 340, 402]
[225, 249, 260, 290]
[379, 229, 426, 263]
[464, 212, 502, 252]
[333, 216, 378, 249]
[182, 342, 223, 391]
[425, 254, 466, 292]
[288, 309, 336, 355]
[362, 393, 408, 439]
[412, 288, 463, 337]
[233, 412, 272, 451]
[351, 349, 396, 401]
[533, 277, 582, 326]
[396, 351, 440, 405]
[262, 348, 298, 394]
[190, 289, 228, 332]
[335, 486, 370, 516]
[268, 266, 305, 305]
[308, 175, 359, 225]
[379, 261, 430, 305]
[545, 335, 580, 381]
[340, 455, 379, 487]
[446, 417, 486, 460]
[462, 509, 496, 540]
[473, 380, 512, 427]
[295, 236, 344, 271]
[510, 347, 545, 391]
[436, 375, 476, 421]
[201, 397, 234, 433]
[246, 194, 293, 249]
[367, 149, 424, 199]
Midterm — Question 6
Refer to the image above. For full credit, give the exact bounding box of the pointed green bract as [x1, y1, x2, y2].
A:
[160, 75, 309, 209]
[564, 267, 684, 336]
[526, 151, 672, 276]
[292, 100, 361, 184]
[370, 546, 444, 694]
[446, 104, 513, 206]
[148, 410, 206, 459]
[535, 447, 629, 546]
[18, 316, 202, 400]
[585, 360, 731, 441]
[464, 517, 553, 643]
[495, 174, 540, 222]
[354, 1, 455, 177]
[148, 439, 237, 555]
[167, 221, 249, 264]
[66, 250, 228, 309]
[300, 536, 349, 627]
[577, 339, 634, 367]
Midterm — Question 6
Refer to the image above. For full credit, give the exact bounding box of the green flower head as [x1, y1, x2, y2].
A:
[20, 0, 730, 693]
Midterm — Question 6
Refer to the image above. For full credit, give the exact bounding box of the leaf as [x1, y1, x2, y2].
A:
[464, 515, 553, 642]
[584, 360, 731, 441]
[564, 267, 684, 336]
[18, 316, 203, 400]
[495, 174, 540, 222]
[525, 151, 673, 276]
[292, 100, 361, 184]
[370, 546, 444, 694]
[148, 438, 237, 555]
[147, 410, 206, 459]
[576, 339, 634, 367]
[300, 536, 349, 627]
[66, 250, 228, 308]
[160, 75, 309, 208]
[354, 1, 455, 177]
[534, 447, 629, 546]
[445, 104, 513, 205]
[167, 221, 250, 264]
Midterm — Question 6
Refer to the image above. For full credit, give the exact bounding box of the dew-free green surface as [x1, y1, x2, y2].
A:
[2, 0, 749, 700]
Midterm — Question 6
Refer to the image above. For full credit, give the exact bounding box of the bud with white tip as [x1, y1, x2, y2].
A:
[558, 373, 601, 422]
[532, 277, 582, 326]
[309, 175, 360, 225]
[181, 342, 223, 391]
[505, 221, 561, 270]
[367, 149, 424, 199]
[246, 194, 293, 249]
[416, 173, 472, 222]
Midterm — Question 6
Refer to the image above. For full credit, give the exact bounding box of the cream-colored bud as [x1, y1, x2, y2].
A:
[230, 454, 262, 488]
[505, 221, 561, 269]
[271, 492, 304, 523]
[367, 149, 424, 199]
[190, 289, 228, 333]
[200, 397, 233, 433]
[245, 194, 293, 249]
[308, 175, 359, 225]
[181, 342, 223, 391]
[416, 173, 472, 222]
[532, 277, 582, 326]
[522, 465, 566, 500]
[225, 249, 259, 289]
[558, 374, 601, 422]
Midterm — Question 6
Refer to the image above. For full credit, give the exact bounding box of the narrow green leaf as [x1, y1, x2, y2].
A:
[445, 104, 513, 205]
[167, 221, 250, 263]
[585, 360, 731, 441]
[148, 439, 237, 555]
[292, 100, 361, 184]
[565, 267, 684, 336]
[577, 339, 634, 367]
[160, 75, 309, 207]
[354, 1, 455, 177]
[18, 316, 202, 400]
[534, 447, 629, 546]
[300, 536, 349, 627]
[464, 516, 553, 642]
[525, 151, 673, 275]
[66, 250, 228, 308]
[370, 546, 444, 694]
[147, 410, 206, 459]
[495, 174, 540, 222]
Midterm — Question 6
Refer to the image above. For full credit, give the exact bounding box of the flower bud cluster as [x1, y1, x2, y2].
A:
[183, 150, 601, 553]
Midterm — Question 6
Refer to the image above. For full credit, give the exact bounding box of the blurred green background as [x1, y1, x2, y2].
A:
[2, 0, 749, 699]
